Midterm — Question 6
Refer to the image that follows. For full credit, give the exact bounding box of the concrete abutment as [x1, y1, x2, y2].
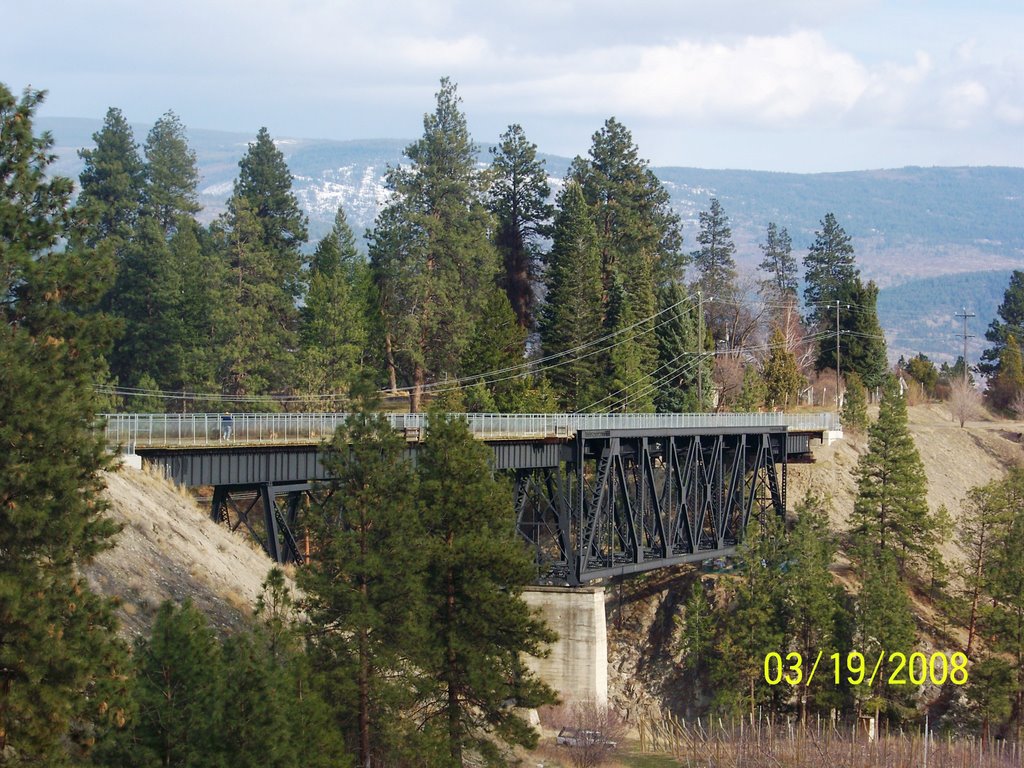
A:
[522, 585, 608, 707]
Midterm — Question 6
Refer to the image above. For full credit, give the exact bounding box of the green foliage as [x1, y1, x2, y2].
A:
[691, 197, 737, 339]
[489, 124, 553, 329]
[981, 269, 1024, 376]
[540, 182, 605, 411]
[803, 212, 858, 329]
[841, 371, 869, 433]
[75, 106, 145, 249]
[233, 127, 308, 298]
[988, 333, 1024, 411]
[415, 413, 557, 765]
[850, 377, 936, 577]
[758, 221, 796, 296]
[568, 117, 683, 410]
[142, 110, 200, 236]
[903, 353, 939, 397]
[298, 207, 368, 402]
[818, 277, 888, 389]
[712, 513, 787, 716]
[733, 364, 766, 412]
[853, 551, 917, 718]
[653, 282, 711, 412]
[126, 601, 225, 767]
[785, 493, 845, 717]
[761, 327, 803, 409]
[368, 78, 499, 410]
[605, 273, 656, 412]
[0, 83, 129, 765]
[462, 287, 555, 413]
[210, 195, 293, 400]
[299, 391, 424, 765]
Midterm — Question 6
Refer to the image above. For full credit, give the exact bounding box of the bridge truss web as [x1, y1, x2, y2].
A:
[514, 430, 785, 585]
[137, 422, 792, 586]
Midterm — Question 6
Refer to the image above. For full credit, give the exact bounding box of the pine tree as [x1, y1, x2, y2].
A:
[172, 219, 226, 405]
[605, 273, 656, 412]
[838, 278, 888, 389]
[107, 214, 184, 388]
[75, 106, 145, 249]
[462, 286, 555, 413]
[214, 195, 293, 398]
[854, 551, 916, 718]
[653, 282, 711, 412]
[758, 222, 796, 297]
[716, 513, 787, 716]
[733, 364, 766, 411]
[850, 377, 935, 577]
[299, 390, 424, 767]
[784, 492, 843, 720]
[489, 124, 553, 329]
[568, 118, 684, 407]
[803, 213, 858, 331]
[539, 182, 605, 411]
[234, 126, 308, 304]
[299, 207, 367, 403]
[691, 197, 738, 340]
[142, 110, 200, 237]
[0, 84, 129, 764]
[127, 601, 225, 767]
[981, 270, 1024, 375]
[415, 414, 556, 764]
[989, 333, 1024, 411]
[368, 78, 499, 411]
[761, 327, 803, 409]
[841, 371, 869, 432]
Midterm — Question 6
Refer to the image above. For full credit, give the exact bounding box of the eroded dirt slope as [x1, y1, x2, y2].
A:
[84, 465, 286, 640]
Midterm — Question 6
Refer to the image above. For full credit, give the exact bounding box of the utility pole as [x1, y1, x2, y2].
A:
[955, 307, 976, 386]
[697, 290, 704, 408]
[835, 299, 841, 410]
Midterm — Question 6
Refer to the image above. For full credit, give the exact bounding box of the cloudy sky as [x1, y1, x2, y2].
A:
[5, 0, 1022, 172]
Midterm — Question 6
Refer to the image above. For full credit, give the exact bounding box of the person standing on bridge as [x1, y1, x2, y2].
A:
[221, 412, 233, 440]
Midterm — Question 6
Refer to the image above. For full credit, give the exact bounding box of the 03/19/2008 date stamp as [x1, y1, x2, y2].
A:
[763, 651, 968, 687]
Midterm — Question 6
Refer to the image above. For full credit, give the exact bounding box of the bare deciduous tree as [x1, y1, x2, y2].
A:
[550, 701, 626, 768]
[948, 377, 982, 428]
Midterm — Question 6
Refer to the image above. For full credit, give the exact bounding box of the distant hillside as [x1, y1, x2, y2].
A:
[877, 269, 1010, 364]
[39, 117, 1024, 365]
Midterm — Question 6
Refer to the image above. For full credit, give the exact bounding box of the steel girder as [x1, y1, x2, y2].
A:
[211, 483, 316, 564]
[514, 429, 786, 585]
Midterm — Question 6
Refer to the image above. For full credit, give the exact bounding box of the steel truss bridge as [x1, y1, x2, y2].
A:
[104, 412, 839, 586]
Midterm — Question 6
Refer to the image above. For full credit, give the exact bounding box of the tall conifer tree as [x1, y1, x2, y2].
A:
[75, 106, 145, 249]
[691, 197, 738, 341]
[758, 221, 796, 297]
[415, 414, 556, 764]
[540, 182, 605, 411]
[0, 83, 128, 763]
[489, 124, 553, 329]
[299, 207, 367, 403]
[300, 392, 424, 766]
[850, 377, 936, 577]
[568, 118, 684, 409]
[368, 78, 499, 411]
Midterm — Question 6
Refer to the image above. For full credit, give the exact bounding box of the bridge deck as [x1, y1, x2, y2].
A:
[104, 411, 840, 449]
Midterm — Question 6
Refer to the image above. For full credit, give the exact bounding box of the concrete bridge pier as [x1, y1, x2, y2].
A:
[522, 586, 607, 707]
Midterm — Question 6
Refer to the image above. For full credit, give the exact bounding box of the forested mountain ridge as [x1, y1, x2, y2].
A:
[40, 117, 1024, 281]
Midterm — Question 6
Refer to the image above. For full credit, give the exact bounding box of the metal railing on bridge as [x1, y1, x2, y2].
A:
[103, 411, 841, 449]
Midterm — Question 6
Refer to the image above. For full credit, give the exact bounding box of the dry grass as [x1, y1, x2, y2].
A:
[630, 716, 1023, 768]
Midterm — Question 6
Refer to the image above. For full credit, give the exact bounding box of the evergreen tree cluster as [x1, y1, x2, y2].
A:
[64, 73, 899, 416]
[681, 379, 949, 724]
